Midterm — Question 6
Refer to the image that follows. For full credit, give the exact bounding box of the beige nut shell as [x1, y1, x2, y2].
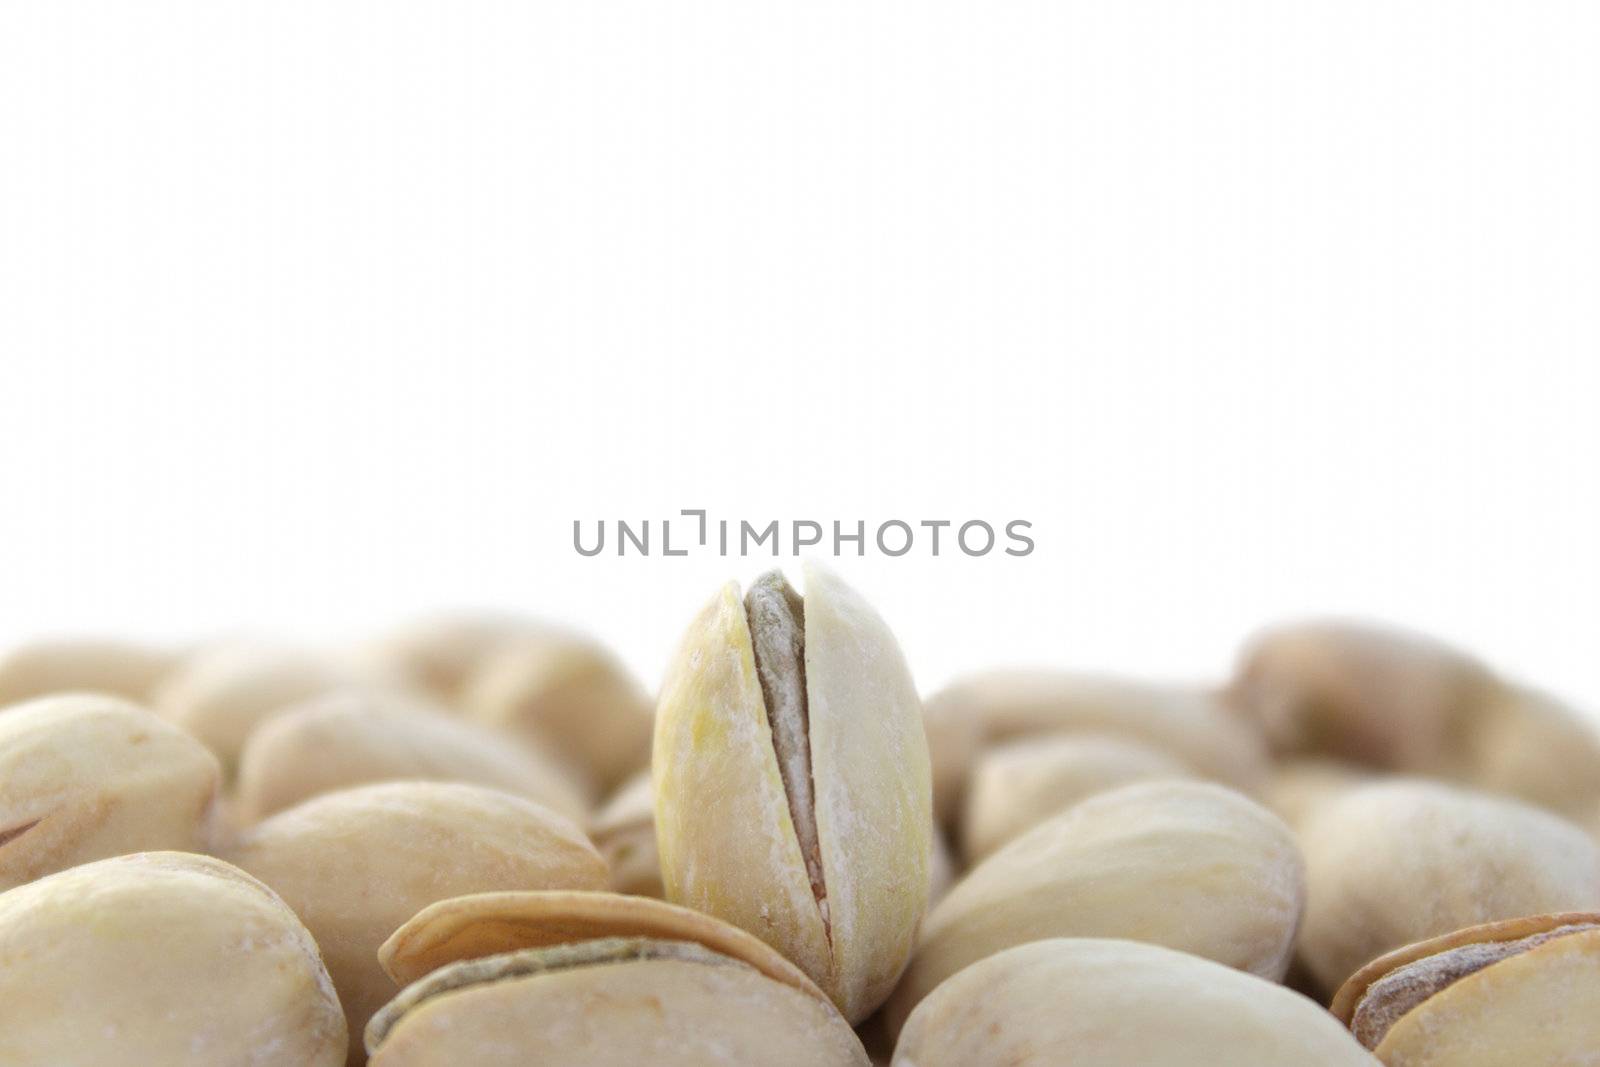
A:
[0, 694, 220, 890]
[0, 638, 177, 707]
[588, 771, 664, 897]
[886, 779, 1305, 1035]
[0, 851, 346, 1066]
[652, 564, 933, 1023]
[892, 938, 1379, 1067]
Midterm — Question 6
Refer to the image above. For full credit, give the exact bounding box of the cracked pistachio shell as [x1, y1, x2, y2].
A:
[886, 779, 1305, 1035]
[0, 694, 220, 890]
[0, 852, 345, 1066]
[959, 733, 1192, 864]
[221, 782, 607, 1066]
[371, 891, 861, 1066]
[924, 671, 1270, 797]
[893, 939, 1379, 1067]
[653, 565, 932, 1023]
[1333, 913, 1600, 1066]
[589, 771, 663, 897]
[1298, 780, 1600, 996]
[463, 630, 652, 793]
[0, 637, 178, 707]
[234, 691, 590, 825]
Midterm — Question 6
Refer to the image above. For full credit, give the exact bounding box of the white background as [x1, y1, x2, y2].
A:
[2, 3, 1596, 713]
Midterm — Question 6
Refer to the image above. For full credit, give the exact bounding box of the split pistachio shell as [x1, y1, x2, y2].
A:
[923, 671, 1271, 797]
[1332, 913, 1600, 1065]
[0, 638, 177, 707]
[0, 694, 220, 890]
[463, 630, 653, 793]
[221, 782, 608, 1065]
[368, 891, 866, 1066]
[234, 691, 590, 824]
[154, 644, 357, 778]
[590, 771, 663, 897]
[653, 566, 933, 1023]
[959, 733, 1192, 863]
[1298, 780, 1600, 995]
[893, 939, 1379, 1067]
[886, 779, 1305, 1035]
[0, 852, 345, 1066]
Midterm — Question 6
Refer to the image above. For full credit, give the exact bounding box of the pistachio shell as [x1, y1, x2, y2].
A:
[959, 734, 1192, 863]
[364, 613, 541, 706]
[589, 771, 663, 897]
[1467, 684, 1600, 823]
[0, 638, 177, 707]
[653, 565, 932, 1022]
[0, 694, 220, 890]
[222, 782, 608, 1065]
[886, 779, 1305, 1035]
[0, 852, 345, 1066]
[1264, 758, 1372, 830]
[234, 691, 590, 824]
[1298, 780, 1600, 995]
[893, 939, 1379, 1066]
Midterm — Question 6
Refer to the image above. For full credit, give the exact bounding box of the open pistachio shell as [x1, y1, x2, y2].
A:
[653, 565, 933, 1023]
[1297, 780, 1600, 996]
[0, 637, 178, 707]
[0, 852, 346, 1066]
[1332, 913, 1600, 1065]
[893, 939, 1379, 1066]
[0, 694, 220, 890]
[886, 779, 1305, 1036]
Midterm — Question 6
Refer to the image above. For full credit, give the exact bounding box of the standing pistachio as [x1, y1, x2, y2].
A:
[653, 565, 932, 1023]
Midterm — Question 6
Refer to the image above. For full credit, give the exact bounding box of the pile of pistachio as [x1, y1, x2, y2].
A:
[2, 566, 1598, 1066]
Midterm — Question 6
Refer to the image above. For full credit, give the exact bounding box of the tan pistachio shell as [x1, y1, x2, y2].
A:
[959, 733, 1193, 864]
[1263, 757, 1373, 830]
[0, 851, 346, 1066]
[886, 779, 1305, 1036]
[589, 771, 663, 897]
[1332, 913, 1600, 1065]
[1297, 780, 1600, 995]
[362, 613, 541, 706]
[1466, 683, 1600, 823]
[893, 938, 1379, 1067]
[0, 694, 220, 890]
[653, 564, 933, 1023]
[221, 781, 608, 1065]
[0, 637, 178, 707]
[234, 690, 590, 824]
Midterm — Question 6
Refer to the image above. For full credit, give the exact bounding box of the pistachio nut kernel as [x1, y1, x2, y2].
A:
[222, 781, 608, 1065]
[0, 637, 177, 707]
[0, 694, 220, 890]
[1298, 779, 1600, 995]
[653, 565, 933, 1023]
[1332, 913, 1600, 1065]
[893, 939, 1379, 1067]
[886, 779, 1305, 1036]
[0, 852, 346, 1066]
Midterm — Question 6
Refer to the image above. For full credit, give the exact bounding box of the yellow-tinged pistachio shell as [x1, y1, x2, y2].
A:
[589, 771, 663, 897]
[222, 782, 608, 1065]
[1298, 780, 1600, 995]
[463, 629, 652, 793]
[653, 565, 933, 1023]
[924, 671, 1270, 796]
[0, 694, 220, 890]
[893, 939, 1379, 1067]
[1332, 913, 1600, 1065]
[367, 938, 870, 1067]
[0, 637, 178, 707]
[234, 690, 590, 824]
[0, 852, 346, 1066]
[886, 779, 1305, 1035]
[959, 733, 1192, 864]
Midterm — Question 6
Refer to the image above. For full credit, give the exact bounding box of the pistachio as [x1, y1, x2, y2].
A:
[221, 781, 608, 1065]
[959, 733, 1192, 863]
[590, 770, 663, 897]
[1297, 780, 1600, 995]
[366, 891, 868, 1066]
[462, 628, 652, 793]
[0, 851, 345, 1065]
[886, 780, 1305, 1035]
[234, 690, 590, 824]
[1263, 757, 1372, 830]
[0, 637, 178, 707]
[1332, 913, 1600, 1064]
[1466, 683, 1600, 823]
[0, 694, 220, 890]
[653, 566, 932, 1023]
[364, 613, 540, 706]
[893, 939, 1379, 1066]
